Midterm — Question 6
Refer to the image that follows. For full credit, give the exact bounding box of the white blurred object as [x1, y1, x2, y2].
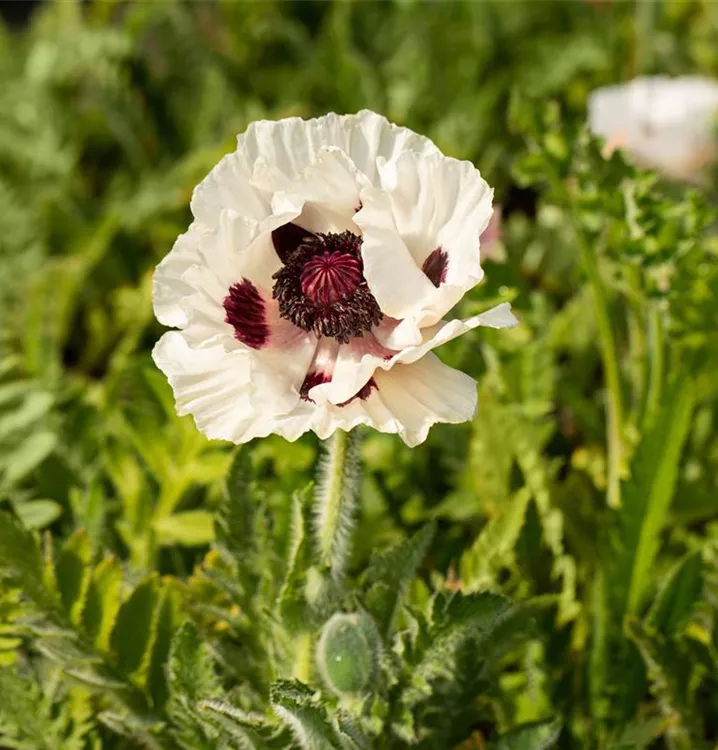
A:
[588, 76, 718, 182]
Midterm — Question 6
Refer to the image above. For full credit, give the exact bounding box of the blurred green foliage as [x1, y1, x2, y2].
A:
[2, 0, 718, 748]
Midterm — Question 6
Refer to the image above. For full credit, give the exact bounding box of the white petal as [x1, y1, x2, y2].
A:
[153, 223, 209, 328]
[355, 151, 493, 344]
[205, 352, 476, 446]
[190, 151, 272, 228]
[373, 353, 478, 447]
[354, 185, 437, 319]
[312, 302, 517, 406]
[238, 110, 439, 188]
[254, 148, 366, 234]
[153, 331, 318, 444]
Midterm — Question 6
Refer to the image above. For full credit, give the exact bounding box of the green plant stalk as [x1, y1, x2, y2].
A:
[643, 304, 664, 428]
[579, 240, 624, 509]
[292, 632, 313, 684]
[316, 430, 349, 565]
[314, 430, 359, 581]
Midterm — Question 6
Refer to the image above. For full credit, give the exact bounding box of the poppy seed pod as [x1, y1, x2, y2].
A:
[316, 612, 379, 695]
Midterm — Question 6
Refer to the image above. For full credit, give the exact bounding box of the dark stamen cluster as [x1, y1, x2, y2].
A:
[272, 229, 383, 344]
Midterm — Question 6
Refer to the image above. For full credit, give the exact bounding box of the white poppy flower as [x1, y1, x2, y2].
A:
[152, 111, 517, 447]
[588, 76, 718, 182]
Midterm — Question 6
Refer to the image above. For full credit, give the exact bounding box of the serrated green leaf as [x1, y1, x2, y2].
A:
[83, 556, 123, 652]
[402, 592, 512, 713]
[625, 618, 697, 750]
[198, 701, 268, 750]
[145, 586, 178, 710]
[155, 510, 215, 547]
[56, 530, 92, 625]
[460, 489, 530, 591]
[35, 635, 100, 666]
[169, 622, 220, 704]
[0, 511, 58, 614]
[362, 523, 434, 637]
[270, 680, 341, 750]
[490, 718, 562, 749]
[110, 575, 160, 681]
[647, 552, 703, 637]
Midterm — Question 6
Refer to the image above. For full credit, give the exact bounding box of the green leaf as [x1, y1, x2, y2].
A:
[198, 700, 268, 750]
[362, 523, 434, 636]
[270, 680, 340, 750]
[170, 622, 219, 698]
[147, 587, 179, 709]
[460, 489, 530, 591]
[402, 592, 512, 713]
[490, 718, 562, 749]
[82, 556, 122, 654]
[647, 552, 703, 637]
[611, 375, 695, 616]
[625, 618, 696, 750]
[56, 530, 92, 625]
[3, 432, 58, 483]
[110, 575, 160, 681]
[155, 510, 215, 547]
[610, 717, 665, 749]
[0, 391, 53, 440]
[0, 511, 58, 614]
[332, 712, 371, 750]
[13, 499, 62, 530]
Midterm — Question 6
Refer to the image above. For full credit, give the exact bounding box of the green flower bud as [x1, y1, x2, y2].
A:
[316, 612, 378, 695]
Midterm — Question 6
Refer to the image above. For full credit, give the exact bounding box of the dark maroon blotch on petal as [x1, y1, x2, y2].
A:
[338, 378, 377, 407]
[300, 371, 332, 403]
[223, 279, 269, 350]
[422, 247, 448, 288]
[272, 223, 315, 263]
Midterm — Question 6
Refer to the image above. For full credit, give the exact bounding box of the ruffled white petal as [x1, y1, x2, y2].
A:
[152, 331, 317, 442]
[353, 185, 437, 320]
[257, 148, 366, 234]
[153, 223, 209, 328]
[190, 151, 272, 228]
[310, 302, 517, 407]
[356, 150, 493, 341]
[243, 352, 477, 447]
[372, 353, 478, 447]
[238, 110, 439, 188]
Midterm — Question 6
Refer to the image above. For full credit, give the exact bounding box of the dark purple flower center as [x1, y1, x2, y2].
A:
[272, 225, 383, 344]
[300, 251, 363, 305]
